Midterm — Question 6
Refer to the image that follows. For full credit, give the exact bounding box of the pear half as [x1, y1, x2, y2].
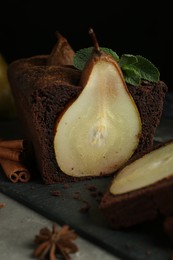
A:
[47, 32, 75, 66]
[53, 29, 142, 177]
[0, 53, 16, 118]
[110, 141, 173, 195]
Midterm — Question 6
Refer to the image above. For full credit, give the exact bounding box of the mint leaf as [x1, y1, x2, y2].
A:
[101, 48, 119, 62]
[122, 67, 141, 86]
[132, 55, 160, 83]
[73, 47, 93, 71]
[119, 54, 160, 84]
[73, 47, 160, 86]
[73, 47, 119, 71]
[119, 54, 138, 68]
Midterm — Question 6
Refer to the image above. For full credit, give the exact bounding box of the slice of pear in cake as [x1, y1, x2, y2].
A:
[110, 141, 173, 195]
[53, 28, 142, 177]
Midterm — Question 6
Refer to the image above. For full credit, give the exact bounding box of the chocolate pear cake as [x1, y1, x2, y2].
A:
[7, 30, 168, 184]
[99, 141, 173, 229]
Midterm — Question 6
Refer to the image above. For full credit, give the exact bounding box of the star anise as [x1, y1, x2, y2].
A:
[33, 223, 79, 260]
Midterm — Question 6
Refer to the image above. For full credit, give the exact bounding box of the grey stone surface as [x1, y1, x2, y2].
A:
[0, 193, 119, 260]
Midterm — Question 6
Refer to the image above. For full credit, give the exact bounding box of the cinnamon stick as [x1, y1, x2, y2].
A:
[0, 158, 31, 183]
[0, 139, 28, 150]
[0, 146, 24, 162]
[0, 139, 31, 150]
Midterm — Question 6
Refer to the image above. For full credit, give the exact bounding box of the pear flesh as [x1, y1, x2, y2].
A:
[110, 141, 173, 195]
[54, 55, 141, 177]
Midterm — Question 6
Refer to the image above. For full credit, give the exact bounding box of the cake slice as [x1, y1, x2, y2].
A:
[7, 32, 168, 184]
[99, 141, 173, 229]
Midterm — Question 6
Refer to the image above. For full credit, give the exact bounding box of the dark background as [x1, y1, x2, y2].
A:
[1, 1, 172, 91]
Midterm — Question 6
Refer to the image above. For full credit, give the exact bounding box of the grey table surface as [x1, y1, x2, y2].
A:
[0, 192, 119, 260]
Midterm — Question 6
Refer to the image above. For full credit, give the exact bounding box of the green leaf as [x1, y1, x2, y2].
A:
[131, 55, 160, 83]
[73, 47, 93, 71]
[101, 48, 119, 62]
[73, 47, 119, 71]
[119, 54, 138, 68]
[122, 67, 141, 86]
[118, 54, 160, 85]
[73, 47, 160, 86]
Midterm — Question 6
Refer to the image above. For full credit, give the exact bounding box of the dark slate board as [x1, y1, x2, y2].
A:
[0, 115, 173, 260]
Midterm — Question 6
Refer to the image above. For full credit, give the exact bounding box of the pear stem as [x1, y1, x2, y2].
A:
[88, 28, 100, 51]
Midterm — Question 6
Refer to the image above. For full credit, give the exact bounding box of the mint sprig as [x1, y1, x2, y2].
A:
[73, 47, 119, 71]
[119, 54, 160, 86]
[122, 67, 141, 86]
[73, 48, 160, 86]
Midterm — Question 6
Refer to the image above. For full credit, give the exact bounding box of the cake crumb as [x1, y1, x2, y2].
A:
[146, 250, 152, 255]
[74, 191, 80, 194]
[50, 190, 62, 196]
[86, 185, 97, 191]
[73, 191, 81, 200]
[63, 183, 70, 189]
[90, 191, 98, 198]
[73, 193, 80, 200]
[80, 200, 91, 213]
[0, 203, 5, 209]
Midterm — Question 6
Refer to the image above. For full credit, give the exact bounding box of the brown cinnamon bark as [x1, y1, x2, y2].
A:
[0, 139, 28, 150]
[0, 158, 31, 183]
[0, 146, 24, 162]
